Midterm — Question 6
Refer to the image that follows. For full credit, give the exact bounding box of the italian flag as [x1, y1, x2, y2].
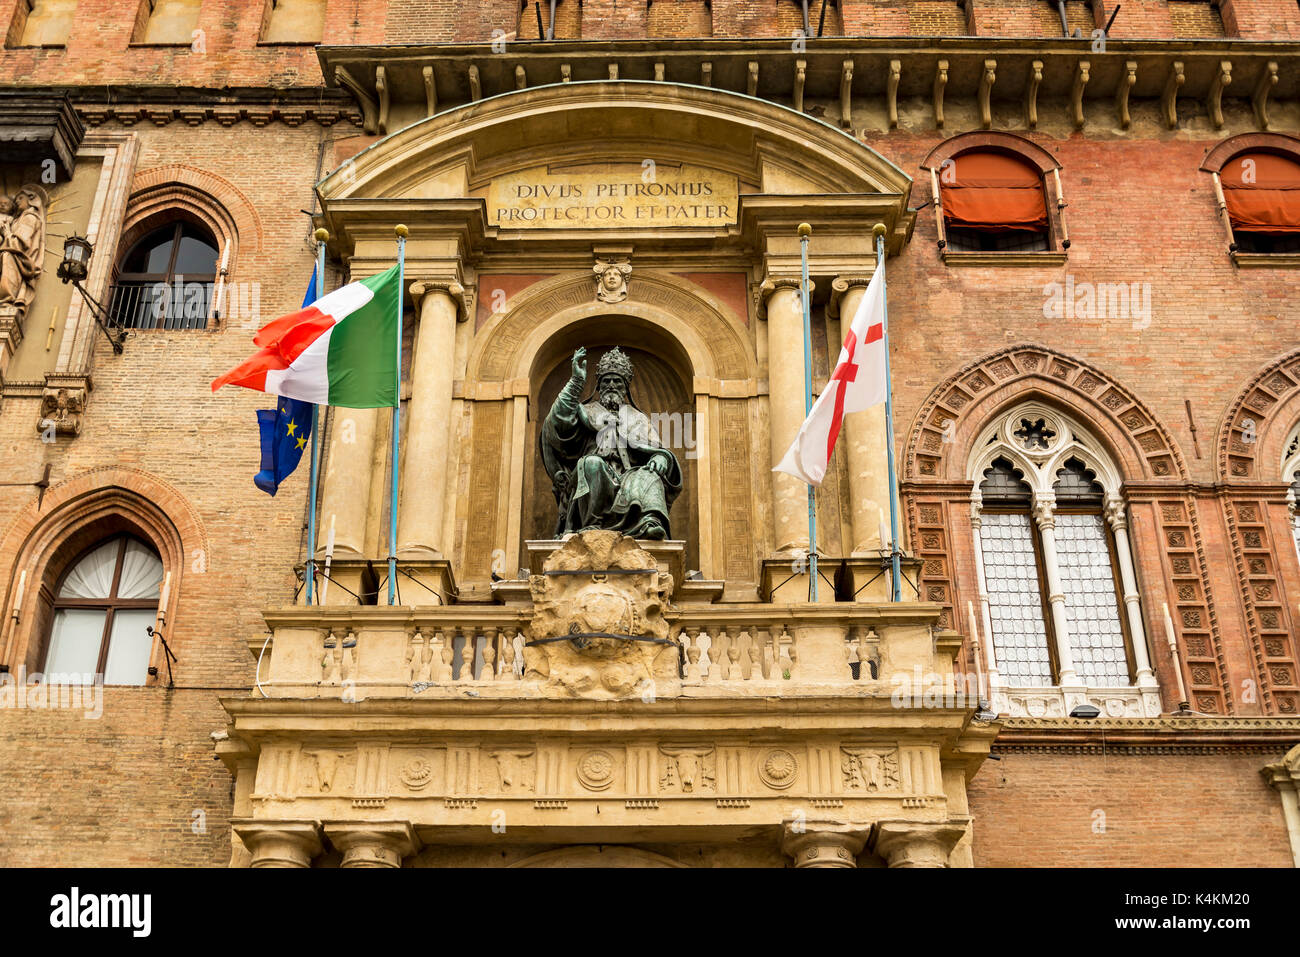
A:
[212, 264, 400, 408]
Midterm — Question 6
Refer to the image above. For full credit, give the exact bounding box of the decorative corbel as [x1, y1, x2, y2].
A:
[608, 62, 618, 80]
[467, 64, 482, 101]
[978, 59, 996, 130]
[933, 59, 948, 129]
[560, 63, 571, 83]
[1207, 60, 1232, 131]
[374, 65, 390, 134]
[515, 65, 527, 90]
[38, 375, 92, 438]
[886, 59, 901, 130]
[1114, 60, 1136, 130]
[794, 59, 807, 113]
[1162, 61, 1184, 129]
[840, 59, 854, 130]
[654, 62, 665, 82]
[1252, 61, 1278, 131]
[1025, 59, 1043, 129]
[422, 65, 437, 116]
[1070, 60, 1090, 131]
[747, 61, 759, 97]
[701, 61, 712, 87]
[334, 66, 378, 134]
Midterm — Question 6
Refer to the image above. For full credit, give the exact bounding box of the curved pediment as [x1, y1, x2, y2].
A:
[317, 80, 912, 202]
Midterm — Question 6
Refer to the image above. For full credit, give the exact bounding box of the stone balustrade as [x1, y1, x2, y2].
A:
[252, 603, 951, 701]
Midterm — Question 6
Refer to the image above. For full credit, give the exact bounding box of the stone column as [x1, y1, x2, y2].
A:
[872, 821, 965, 868]
[763, 277, 813, 555]
[324, 822, 420, 868]
[1031, 491, 1079, 686]
[1103, 493, 1159, 699]
[233, 821, 322, 868]
[396, 280, 463, 559]
[830, 276, 890, 554]
[780, 820, 869, 868]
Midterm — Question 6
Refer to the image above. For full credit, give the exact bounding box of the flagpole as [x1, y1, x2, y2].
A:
[305, 228, 328, 605]
[874, 222, 902, 602]
[798, 222, 817, 602]
[389, 225, 408, 606]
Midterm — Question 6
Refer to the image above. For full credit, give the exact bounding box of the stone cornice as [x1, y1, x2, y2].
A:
[318, 38, 1299, 137]
[993, 715, 1300, 752]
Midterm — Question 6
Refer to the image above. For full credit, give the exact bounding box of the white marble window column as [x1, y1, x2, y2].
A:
[1030, 491, 1080, 686]
[1103, 494, 1158, 689]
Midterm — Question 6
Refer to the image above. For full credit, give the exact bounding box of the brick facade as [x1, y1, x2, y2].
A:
[0, 0, 1297, 867]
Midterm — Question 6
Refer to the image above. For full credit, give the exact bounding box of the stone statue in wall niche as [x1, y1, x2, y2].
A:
[541, 346, 682, 540]
[0, 183, 48, 320]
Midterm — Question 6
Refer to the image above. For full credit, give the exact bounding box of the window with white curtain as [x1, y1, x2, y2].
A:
[43, 536, 163, 684]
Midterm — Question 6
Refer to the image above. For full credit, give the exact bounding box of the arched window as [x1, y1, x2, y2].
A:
[969, 405, 1159, 716]
[109, 220, 218, 330]
[939, 150, 1051, 253]
[1219, 151, 1300, 254]
[43, 535, 162, 684]
[921, 133, 1068, 261]
[1284, 423, 1300, 562]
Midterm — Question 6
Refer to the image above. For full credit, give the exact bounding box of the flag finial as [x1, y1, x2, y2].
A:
[872, 222, 887, 240]
[797, 222, 812, 238]
[314, 227, 329, 243]
[395, 223, 409, 238]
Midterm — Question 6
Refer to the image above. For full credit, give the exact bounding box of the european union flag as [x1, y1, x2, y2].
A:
[253, 269, 318, 495]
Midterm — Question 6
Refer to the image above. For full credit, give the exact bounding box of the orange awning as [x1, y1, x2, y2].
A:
[1221, 151, 1300, 234]
[942, 151, 1049, 232]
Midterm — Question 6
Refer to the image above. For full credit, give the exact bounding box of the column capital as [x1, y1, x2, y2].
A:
[827, 274, 874, 318]
[1103, 492, 1128, 531]
[756, 275, 813, 320]
[1032, 491, 1057, 528]
[323, 821, 421, 868]
[232, 820, 322, 868]
[409, 278, 469, 321]
[871, 820, 966, 868]
[780, 819, 870, 868]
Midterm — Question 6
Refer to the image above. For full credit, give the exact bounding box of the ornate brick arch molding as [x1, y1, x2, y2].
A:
[904, 345, 1187, 483]
[919, 131, 1061, 174]
[119, 164, 265, 275]
[0, 467, 207, 677]
[1200, 132, 1300, 174]
[1216, 347, 1300, 481]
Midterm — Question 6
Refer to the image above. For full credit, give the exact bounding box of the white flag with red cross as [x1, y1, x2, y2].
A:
[774, 265, 888, 486]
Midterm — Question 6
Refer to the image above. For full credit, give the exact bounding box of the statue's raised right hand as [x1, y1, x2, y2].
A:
[572, 347, 587, 383]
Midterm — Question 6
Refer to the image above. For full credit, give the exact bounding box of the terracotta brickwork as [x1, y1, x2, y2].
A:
[968, 747, 1295, 867]
[0, 1, 1297, 867]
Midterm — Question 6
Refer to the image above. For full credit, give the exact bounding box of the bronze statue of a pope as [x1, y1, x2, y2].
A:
[541, 347, 682, 540]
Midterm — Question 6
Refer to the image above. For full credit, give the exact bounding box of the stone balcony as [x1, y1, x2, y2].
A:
[218, 532, 998, 867]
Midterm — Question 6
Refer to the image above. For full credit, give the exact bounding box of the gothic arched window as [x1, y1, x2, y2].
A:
[42, 535, 163, 684]
[1284, 423, 1300, 562]
[969, 405, 1158, 714]
[110, 220, 218, 330]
